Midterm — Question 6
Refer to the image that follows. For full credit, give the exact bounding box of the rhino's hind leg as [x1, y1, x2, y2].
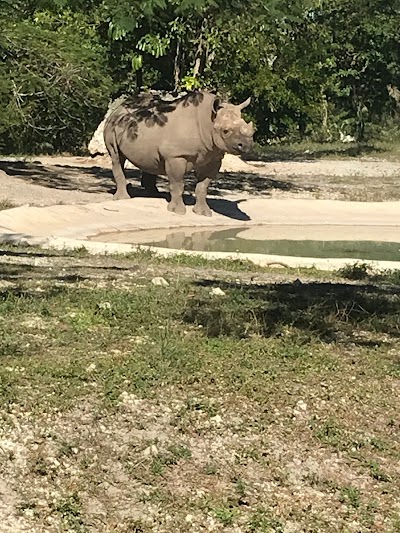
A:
[193, 177, 212, 217]
[112, 153, 130, 200]
[166, 158, 186, 215]
[141, 172, 160, 196]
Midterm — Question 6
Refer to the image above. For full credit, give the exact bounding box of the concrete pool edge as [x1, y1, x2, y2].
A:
[0, 198, 399, 271]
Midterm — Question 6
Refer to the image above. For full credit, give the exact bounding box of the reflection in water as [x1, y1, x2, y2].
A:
[92, 225, 400, 261]
[144, 228, 400, 261]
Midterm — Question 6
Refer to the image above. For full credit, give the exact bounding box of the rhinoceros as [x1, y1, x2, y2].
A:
[103, 91, 254, 216]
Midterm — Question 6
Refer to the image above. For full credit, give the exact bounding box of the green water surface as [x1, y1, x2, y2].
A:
[142, 227, 400, 261]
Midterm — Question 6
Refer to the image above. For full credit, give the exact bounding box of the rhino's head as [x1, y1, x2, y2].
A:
[212, 97, 255, 155]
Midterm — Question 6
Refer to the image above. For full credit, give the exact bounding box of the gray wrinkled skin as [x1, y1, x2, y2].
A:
[103, 90, 255, 216]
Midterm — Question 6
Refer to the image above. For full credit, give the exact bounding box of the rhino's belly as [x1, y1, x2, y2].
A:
[130, 157, 166, 175]
[120, 142, 165, 174]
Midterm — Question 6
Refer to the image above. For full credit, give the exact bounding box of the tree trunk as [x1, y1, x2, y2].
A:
[387, 84, 400, 117]
[173, 38, 181, 91]
[136, 69, 143, 91]
[192, 20, 207, 78]
[321, 89, 330, 140]
[192, 41, 203, 78]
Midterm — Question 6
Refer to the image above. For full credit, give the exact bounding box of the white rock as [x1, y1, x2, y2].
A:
[98, 301, 111, 310]
[339, 131, 356, 143]
[296, 400, 308, 411]
[88, 95, 127, 155]
[152, 277, 169, 287]
[211, 415, 223, 426]
[210, 287, 226, 297]
[132, 336, 147, 345]
[143, 444, 159, 457]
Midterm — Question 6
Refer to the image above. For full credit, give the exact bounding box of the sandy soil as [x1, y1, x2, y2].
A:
[1, 153, 400, 207]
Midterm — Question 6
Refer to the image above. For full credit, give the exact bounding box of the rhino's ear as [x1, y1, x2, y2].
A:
[238, 97, 251, 110]
[212, 98, 223, 120]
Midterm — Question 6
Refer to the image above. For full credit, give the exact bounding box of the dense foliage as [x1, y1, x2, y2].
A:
[0, 0, 399, 153]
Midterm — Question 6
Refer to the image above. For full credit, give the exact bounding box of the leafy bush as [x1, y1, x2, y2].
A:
[0, 20, 112, 154]
[339, 262, 372, 281]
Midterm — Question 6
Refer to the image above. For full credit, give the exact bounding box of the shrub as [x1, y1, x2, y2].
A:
[0, 20, 112, 154]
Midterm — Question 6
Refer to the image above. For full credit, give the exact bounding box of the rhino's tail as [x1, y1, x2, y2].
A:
[104, 118, 125, 162]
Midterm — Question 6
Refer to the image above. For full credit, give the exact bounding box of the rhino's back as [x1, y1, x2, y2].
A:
[104, 91, 216, 172]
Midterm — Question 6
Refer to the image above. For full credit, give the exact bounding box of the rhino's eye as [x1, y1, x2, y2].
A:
[223, 129, 229, 135]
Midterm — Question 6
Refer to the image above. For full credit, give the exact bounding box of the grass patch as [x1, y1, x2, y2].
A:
[0, 241, 339, 278]
[0, 198, 16, 210]
[339, 486, 362, 509]
[339, 262, 400, 286]
[0, 246, 399, 531]
[251, 139, 400, 162]
[247, 507, 285, 532]
[55, 493, 86, 532]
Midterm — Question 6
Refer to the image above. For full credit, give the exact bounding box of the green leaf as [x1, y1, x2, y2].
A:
[131, 54, 143, 72]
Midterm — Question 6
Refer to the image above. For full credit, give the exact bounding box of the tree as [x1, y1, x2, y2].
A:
[0, 15, 112, 152]
[1, 0, 399, 152]
[315, 0, 400, 140]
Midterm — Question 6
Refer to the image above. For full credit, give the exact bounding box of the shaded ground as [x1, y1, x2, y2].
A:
[1, 152, 400, 208]
[0, 246, 399, 532]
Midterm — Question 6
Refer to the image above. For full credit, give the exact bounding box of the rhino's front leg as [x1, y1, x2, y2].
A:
[193, 177, 212, 217]
[193, 161, 221, 216]
[165, 158, 186, 215]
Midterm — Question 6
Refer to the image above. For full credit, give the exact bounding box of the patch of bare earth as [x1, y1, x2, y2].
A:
[1, 381, 399, 532]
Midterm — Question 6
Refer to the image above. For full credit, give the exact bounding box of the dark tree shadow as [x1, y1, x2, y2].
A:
[0, 259, 141, 285]
[183, 279, 400, 345]
[0, 160, 115, 193]
[0, 285, 77, 301]
[0, 160, 307, 198]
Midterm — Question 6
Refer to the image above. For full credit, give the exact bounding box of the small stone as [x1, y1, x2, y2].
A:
[211, 415, 223, 426]
[98, 301, 111, 310]
[151, 277, 169, 287]
[86, 363, 97, 373]
[132, 336, 147, 345]
[296, 400, 308, 411]
[210, 287, 226, 297]
[143, 445, 159, 457]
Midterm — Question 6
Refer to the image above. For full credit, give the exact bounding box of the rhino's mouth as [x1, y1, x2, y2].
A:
[232, 143, 253, 155]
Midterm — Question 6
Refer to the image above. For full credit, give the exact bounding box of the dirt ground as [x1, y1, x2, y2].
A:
[1, 153, 400, 208]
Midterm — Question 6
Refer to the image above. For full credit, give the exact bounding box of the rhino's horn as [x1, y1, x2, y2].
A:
[240, 121, 255, 135]
[238, 97, 251, 110]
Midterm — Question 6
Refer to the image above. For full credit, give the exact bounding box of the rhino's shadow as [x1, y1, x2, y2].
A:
[126, 183, 250, 221]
